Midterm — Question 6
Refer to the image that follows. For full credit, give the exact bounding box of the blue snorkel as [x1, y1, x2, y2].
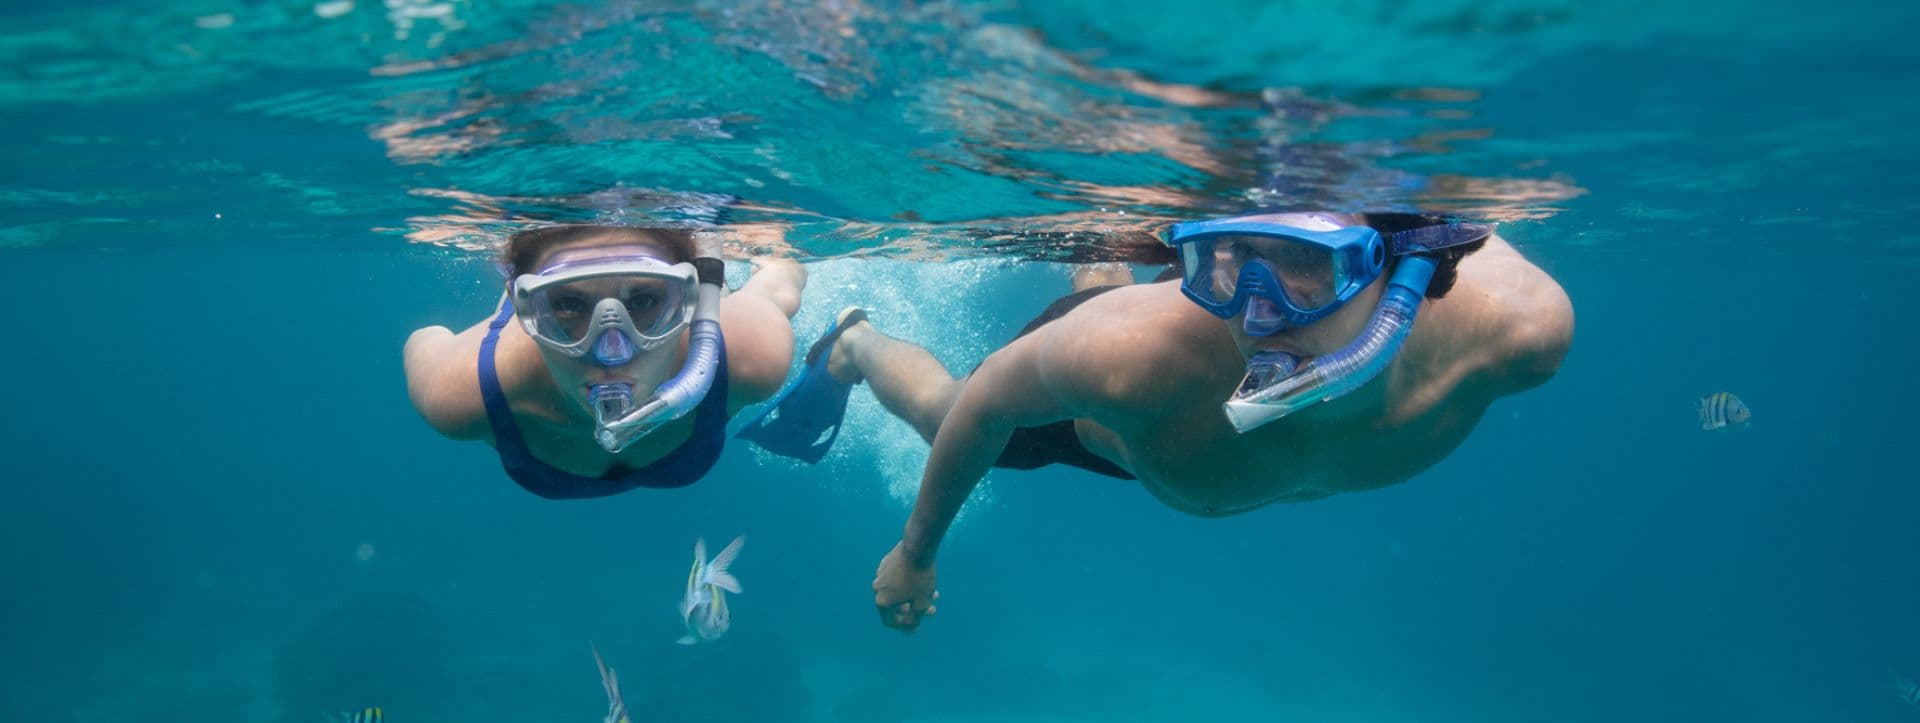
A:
[1222, 255, 1435, 432]
[588, 254, 727, 453]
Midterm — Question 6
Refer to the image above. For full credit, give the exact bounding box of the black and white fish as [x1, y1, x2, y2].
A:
[677, 536, 744, 645]
[1698, 391, 1752, 431]
[329, 708, 383, 723]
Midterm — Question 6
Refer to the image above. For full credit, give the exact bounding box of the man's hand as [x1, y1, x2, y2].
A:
[873, 541, 938, 633]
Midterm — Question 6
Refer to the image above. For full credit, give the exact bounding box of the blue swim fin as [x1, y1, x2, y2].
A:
[735, 308, 866, 463]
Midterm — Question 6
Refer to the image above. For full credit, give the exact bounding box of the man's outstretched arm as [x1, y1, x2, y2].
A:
[873, 336, 1070, 633]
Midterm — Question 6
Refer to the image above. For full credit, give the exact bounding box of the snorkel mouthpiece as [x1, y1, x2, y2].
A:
[1236, 350, 1300, 397]
[1223, 256, 1438, 433]
[591, 382, 637, 427]
[589, 382, 663, 453]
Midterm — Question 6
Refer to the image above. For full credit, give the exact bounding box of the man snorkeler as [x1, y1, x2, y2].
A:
[403, 224, 806, 499]
[795, 211, 1572, 631]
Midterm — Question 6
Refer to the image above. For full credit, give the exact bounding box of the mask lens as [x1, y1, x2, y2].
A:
[1210, 240, 1241, 302]
[1210, 234, 1340, 312]
[530, 274, 686, 344]
[530, 287, 594, 344]
[619, 277, 684, 338]
[1178, 242, 1211, 300]
[1267, 240, 1339, 311]
[1178, 238, 1238, 306]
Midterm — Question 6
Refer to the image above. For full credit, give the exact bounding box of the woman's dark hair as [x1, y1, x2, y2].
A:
[1361, 213, 1488, 300]
[501, 224, 698, 277]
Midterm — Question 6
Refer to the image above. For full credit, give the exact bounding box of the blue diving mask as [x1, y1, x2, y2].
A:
[1165, 212, 1494, 432]
[1168, 212, 1386, 335]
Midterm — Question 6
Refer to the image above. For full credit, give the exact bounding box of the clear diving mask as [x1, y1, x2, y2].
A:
[1165, 213, 1494, 433]
[512, 252, 727, 453]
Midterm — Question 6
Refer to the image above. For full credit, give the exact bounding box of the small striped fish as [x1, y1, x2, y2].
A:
[330, 708, 382, 723]
[1698, 391, 1751, 431]
[592, 644, 631, 723]
[678, 536, 744, 645]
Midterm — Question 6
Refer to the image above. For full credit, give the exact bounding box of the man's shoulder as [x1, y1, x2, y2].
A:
[1440, 236, 1574, 393]
[1029, 283, 1234, 413]
[1493, 277, 1573, 392]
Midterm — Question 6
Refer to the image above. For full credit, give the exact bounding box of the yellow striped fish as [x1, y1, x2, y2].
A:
[330, 708, 382, 723]
[1697, 391, 1751, 431]
[678, 536, 744, 645]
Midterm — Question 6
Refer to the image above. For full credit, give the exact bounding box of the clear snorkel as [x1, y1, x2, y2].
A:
[1222, 255, 1437, 433]
[587, 247, 727, 453]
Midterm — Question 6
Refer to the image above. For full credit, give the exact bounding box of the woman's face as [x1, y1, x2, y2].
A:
[525, 237, 686, 416]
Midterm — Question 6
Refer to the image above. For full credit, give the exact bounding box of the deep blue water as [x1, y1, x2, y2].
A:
[3, 0, 1919, 721]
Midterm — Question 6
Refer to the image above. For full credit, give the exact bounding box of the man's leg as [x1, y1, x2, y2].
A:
[825, 320, 961, 444]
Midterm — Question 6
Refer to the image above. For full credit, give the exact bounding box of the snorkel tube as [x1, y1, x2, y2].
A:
[1222, 254, 1437, 433]
[589, 243, 726, 453]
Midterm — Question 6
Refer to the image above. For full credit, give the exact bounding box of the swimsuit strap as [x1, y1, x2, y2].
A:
[477, 296, 533, 465]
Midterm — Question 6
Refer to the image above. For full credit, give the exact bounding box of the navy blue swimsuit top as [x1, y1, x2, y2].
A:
[477, 298, 730, 499]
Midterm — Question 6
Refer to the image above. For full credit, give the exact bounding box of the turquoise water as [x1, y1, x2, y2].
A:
[4, 0, 1919, 720]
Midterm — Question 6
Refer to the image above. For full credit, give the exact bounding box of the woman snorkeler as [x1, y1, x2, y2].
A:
[403, 224, 805, 499]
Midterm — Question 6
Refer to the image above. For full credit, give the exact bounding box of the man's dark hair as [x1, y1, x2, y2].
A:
[501, 224, 697, 278]
[1362, 213, 1487, 300]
